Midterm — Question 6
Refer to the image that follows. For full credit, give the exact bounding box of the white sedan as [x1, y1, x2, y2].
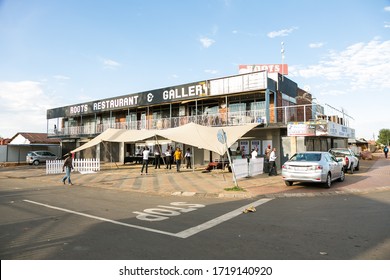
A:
[282, 152, 345, 188]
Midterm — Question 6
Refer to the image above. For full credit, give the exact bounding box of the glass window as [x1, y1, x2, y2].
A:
[229, 103, 245, 113]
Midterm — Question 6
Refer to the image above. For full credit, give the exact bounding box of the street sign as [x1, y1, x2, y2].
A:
[217, 129, 225, 144]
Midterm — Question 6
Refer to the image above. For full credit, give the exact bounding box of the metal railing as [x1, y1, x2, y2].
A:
[48, 103, 352, 137]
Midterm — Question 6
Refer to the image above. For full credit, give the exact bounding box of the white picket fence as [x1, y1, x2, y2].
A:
[233, 158, 264, 179]
[46, 158, 100, 174]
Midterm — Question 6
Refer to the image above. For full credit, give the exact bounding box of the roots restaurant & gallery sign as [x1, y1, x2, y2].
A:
[47, 81, 208, 118]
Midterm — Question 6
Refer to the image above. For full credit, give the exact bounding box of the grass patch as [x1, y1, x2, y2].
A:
[224, 186, 246, 192]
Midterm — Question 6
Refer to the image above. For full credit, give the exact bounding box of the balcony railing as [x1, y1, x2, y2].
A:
[49, 104, 349, 137]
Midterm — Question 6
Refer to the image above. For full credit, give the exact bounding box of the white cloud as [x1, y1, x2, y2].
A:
[0, 81, 58, 137]
[267, 27, 298, 38]
[102, 58, 121, 69]
[297, 39, 390, 90]
[53, 75, 70, 80]
[318, 89, 347, 96]
[309, 42, 324, 48]
[200, 37, 215, 48]
[384, 22, 390, 28]
[384, 6, 390, 12]
[204, 69, 219, 75]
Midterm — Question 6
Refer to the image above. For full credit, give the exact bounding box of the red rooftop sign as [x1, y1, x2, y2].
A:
[239, 64, 288, 75]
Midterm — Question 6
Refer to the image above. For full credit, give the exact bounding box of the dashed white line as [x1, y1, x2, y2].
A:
[23, 198, 273, 239]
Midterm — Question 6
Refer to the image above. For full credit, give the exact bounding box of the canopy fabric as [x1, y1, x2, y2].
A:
[71, 129, 157, 153]
[71, 122, 258, 155]
[157, 122, 258, 155]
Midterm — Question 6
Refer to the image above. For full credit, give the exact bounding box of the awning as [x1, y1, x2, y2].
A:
[157, 122, 258, 155]
[71, 122, 258, 155]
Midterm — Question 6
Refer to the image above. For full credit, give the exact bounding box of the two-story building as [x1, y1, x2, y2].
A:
[46, 70, 355, 168]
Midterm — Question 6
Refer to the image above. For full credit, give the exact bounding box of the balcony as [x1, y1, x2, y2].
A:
[48, 104, 350, 138]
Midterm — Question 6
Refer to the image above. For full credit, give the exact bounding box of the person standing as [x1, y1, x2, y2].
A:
[384, 145, 389, 159]
[141, 146, 150, 175]
[173, 147, 182, 172]
[251, 147, 258, 159]
[165, 146, 172, 169]
[264, 144, 271, 173]
[154, 146, 161, 169]
[269, 147, 277, 176]
[185, 148, 192, 169]
[240, 146, 246, 158]
[62, 153, 74, 185]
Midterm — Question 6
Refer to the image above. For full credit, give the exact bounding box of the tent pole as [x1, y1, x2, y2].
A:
[191, 147, 194, 172]
[103, 141, 118, 169]
[154, 134, 166, 166]
[222, 129, 238, 187]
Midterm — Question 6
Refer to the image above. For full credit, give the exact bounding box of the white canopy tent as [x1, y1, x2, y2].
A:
[71, 122, 258, 156]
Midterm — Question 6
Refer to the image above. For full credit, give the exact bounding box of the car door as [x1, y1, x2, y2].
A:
[42, 152, 53, 162]
[324, 153, 338, 180]
[329, 153, 341, 179]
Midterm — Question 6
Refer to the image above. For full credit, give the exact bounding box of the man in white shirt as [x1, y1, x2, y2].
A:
[269, 148, 277, 176]
[141, 146, 150, 175]
[251, 148, 258, 159]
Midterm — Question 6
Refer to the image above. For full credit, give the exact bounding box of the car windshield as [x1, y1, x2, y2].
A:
[290, 153, 322, 162]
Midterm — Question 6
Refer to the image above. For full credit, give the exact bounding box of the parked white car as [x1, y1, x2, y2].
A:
[328, 148, 359, 174]
[282, 151, 345, 188]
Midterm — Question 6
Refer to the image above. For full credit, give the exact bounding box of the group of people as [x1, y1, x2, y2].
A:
[263, 144, 278, 176]
[59, 143, 279, 185]
[140, 146, 192, 175]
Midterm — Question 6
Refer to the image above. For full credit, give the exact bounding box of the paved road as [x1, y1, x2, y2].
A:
[0, 154, 389, 260]
[1, 152, 389, 198]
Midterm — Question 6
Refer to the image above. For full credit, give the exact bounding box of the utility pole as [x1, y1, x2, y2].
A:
[281, 42, 285, 81]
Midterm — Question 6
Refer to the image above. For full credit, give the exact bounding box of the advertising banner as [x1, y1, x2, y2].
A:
[288, 121, 354, 138]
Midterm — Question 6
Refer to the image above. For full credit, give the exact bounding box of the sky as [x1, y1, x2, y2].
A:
[0, 0, 389, 140]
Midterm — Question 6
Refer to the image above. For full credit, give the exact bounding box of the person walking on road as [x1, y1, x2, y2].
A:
[269, 147, 278, 176]
[141, 146, 150, 175]
[173, 147, 182, 172]
[384, 145, 389, 159]
[62, 153, 74, 185]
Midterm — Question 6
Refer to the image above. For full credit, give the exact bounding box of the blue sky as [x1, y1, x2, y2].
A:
[0, 0, 389, 140]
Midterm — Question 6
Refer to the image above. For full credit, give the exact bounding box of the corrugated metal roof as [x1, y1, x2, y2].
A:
[11, 132, 60, 144]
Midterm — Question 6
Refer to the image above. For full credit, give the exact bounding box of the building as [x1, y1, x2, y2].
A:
[46, 70, 355, 168]
[0, 132, 61, 164]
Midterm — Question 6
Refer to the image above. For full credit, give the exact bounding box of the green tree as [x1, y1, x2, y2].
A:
[378, 129, 390, 145]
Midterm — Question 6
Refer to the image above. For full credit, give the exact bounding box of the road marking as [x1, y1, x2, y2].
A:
[23, 199, 177, 237]
[175, 198, 274, 238]
[23, 198, 273, 239]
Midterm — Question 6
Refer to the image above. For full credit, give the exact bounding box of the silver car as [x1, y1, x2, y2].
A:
[282, 152, 344, 188]
[26, 151, 58, 166]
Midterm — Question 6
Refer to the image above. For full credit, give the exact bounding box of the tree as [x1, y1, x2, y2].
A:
[378, 129, 390, 146]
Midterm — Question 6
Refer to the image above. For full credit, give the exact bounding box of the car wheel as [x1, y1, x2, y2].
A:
[285, 181, 293, 186]
[324, 173, 332, 188]
[355, 162, 359, 171]
[33, 160, 40, 166]
[338, 169, 345, 182]
[349, 163, 354, 174]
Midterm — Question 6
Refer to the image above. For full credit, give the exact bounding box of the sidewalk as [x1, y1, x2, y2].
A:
[1, 153, 389, 199]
